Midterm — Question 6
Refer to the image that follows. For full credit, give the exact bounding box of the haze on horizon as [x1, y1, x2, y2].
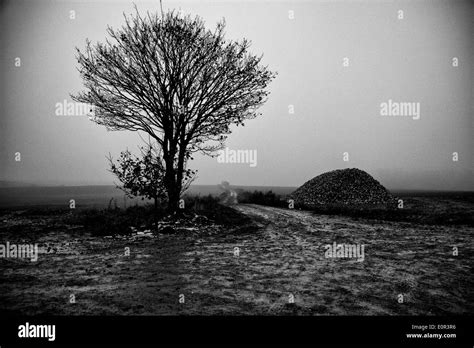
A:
[0, 0, 472, 191]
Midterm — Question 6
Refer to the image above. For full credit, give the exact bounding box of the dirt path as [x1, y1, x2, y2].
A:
[230, 205, 474, 315]
[0, 204, 473, 315]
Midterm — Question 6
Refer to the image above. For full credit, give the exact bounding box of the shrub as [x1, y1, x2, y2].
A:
[237, 190, 287, 208]
[76, 204, 161, 235]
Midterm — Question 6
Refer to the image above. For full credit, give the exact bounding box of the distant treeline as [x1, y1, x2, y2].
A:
[236, 190, 288, 208]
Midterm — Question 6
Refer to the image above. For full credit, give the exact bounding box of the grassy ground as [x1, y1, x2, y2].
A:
[0, 193, 472, 315]
[239, 190, 474, 227]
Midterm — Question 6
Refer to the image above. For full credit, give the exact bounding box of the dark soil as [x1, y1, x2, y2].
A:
[0, 196, 472, 316]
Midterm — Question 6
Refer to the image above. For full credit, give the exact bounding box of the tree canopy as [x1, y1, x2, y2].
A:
[73, 8, 276, 212]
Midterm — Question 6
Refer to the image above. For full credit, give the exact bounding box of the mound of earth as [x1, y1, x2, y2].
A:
[291, 168, 396, 209]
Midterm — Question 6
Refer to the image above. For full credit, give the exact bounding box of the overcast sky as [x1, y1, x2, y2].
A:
[0, 0, 472, 190]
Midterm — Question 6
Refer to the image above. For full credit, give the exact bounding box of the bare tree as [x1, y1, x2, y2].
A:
[72, 7, 276, 213]
[108, 141, 195, 227]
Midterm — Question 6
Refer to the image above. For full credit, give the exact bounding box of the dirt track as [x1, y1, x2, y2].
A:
[1, 204, 473, 315]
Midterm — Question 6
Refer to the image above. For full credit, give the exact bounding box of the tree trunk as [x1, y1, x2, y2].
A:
[163, 135, 186, 215]
[167, 185, 180, 214]
[154, 196, 159, 230]
[164, 152, 179, 214]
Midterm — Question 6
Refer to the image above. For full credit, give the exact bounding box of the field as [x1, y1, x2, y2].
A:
[0, 188, 473, 315]
[0, 185, 295, 209]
